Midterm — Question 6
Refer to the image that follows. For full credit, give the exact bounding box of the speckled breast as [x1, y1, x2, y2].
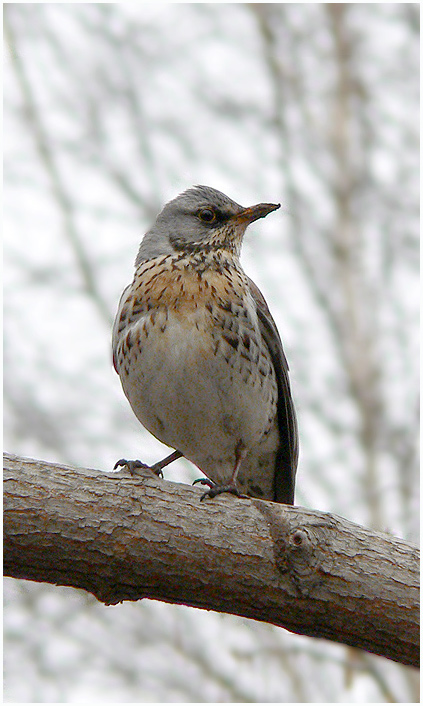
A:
[112, 251, 278, 481]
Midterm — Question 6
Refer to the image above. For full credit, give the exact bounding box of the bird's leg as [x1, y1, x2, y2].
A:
[114, 450, 183, 478]
[193, 442, 249, 501]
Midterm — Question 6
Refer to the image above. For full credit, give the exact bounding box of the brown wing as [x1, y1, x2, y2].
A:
[248, 277, 298, 504]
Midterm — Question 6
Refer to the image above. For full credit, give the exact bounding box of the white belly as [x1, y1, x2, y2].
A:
[118, 309, 276, 484]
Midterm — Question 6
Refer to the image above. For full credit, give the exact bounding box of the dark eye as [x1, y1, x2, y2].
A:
[198, 208, 216, 223]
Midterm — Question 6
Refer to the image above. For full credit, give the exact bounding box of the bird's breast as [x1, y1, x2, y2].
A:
[131, 253, 247, 316]
[115, 254, 273, 378]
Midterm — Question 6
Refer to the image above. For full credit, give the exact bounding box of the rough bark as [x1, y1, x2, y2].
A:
[3, 452, 419, 668]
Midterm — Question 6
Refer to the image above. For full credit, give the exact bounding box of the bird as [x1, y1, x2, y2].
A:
[112, 185, 298, 503]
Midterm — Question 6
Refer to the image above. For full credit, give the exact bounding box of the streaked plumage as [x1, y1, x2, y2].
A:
[112, 186, 298, 503]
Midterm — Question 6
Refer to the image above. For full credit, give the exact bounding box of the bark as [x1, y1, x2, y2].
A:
[3, 452, 419, 668]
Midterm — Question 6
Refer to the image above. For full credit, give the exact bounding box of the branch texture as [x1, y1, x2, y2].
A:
[3, 452, 419, 668]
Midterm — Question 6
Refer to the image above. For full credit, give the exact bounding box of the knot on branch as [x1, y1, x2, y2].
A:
[252, 500, 330, 596]
[290, 528, 308, 546]
[284, 525, 328, 595]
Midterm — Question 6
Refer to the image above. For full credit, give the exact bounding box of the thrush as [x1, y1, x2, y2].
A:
[112, 185, 298, 503]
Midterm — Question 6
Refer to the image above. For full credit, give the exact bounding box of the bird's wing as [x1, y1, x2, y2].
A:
[248, 277, 299, 504]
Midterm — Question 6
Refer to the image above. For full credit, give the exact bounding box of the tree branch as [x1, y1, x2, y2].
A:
[3, 452, 419, 668]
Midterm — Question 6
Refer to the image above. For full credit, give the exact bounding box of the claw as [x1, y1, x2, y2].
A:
[192, 478, 247, 501]
[114, 450, 183, 479]
[113, 458, 163, 478]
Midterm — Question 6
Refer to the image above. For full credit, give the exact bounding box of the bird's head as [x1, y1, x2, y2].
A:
[136, 185, 280, 264]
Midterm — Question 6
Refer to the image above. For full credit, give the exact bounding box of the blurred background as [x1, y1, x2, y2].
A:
[3, 3, 419, 703]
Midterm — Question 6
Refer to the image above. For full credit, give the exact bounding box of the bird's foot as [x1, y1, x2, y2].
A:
[114, 450, 183, 479]
[114, 458, 164, 478]
[192, 478, 248, 501]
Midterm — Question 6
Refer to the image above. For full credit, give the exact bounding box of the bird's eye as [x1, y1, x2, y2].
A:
[198, 208, 216, 223]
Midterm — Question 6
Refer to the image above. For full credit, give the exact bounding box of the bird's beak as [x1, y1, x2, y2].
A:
[234, 202, 281, 225]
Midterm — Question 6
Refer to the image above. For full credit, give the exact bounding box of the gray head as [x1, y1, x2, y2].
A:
[136, 185, 280, 265]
